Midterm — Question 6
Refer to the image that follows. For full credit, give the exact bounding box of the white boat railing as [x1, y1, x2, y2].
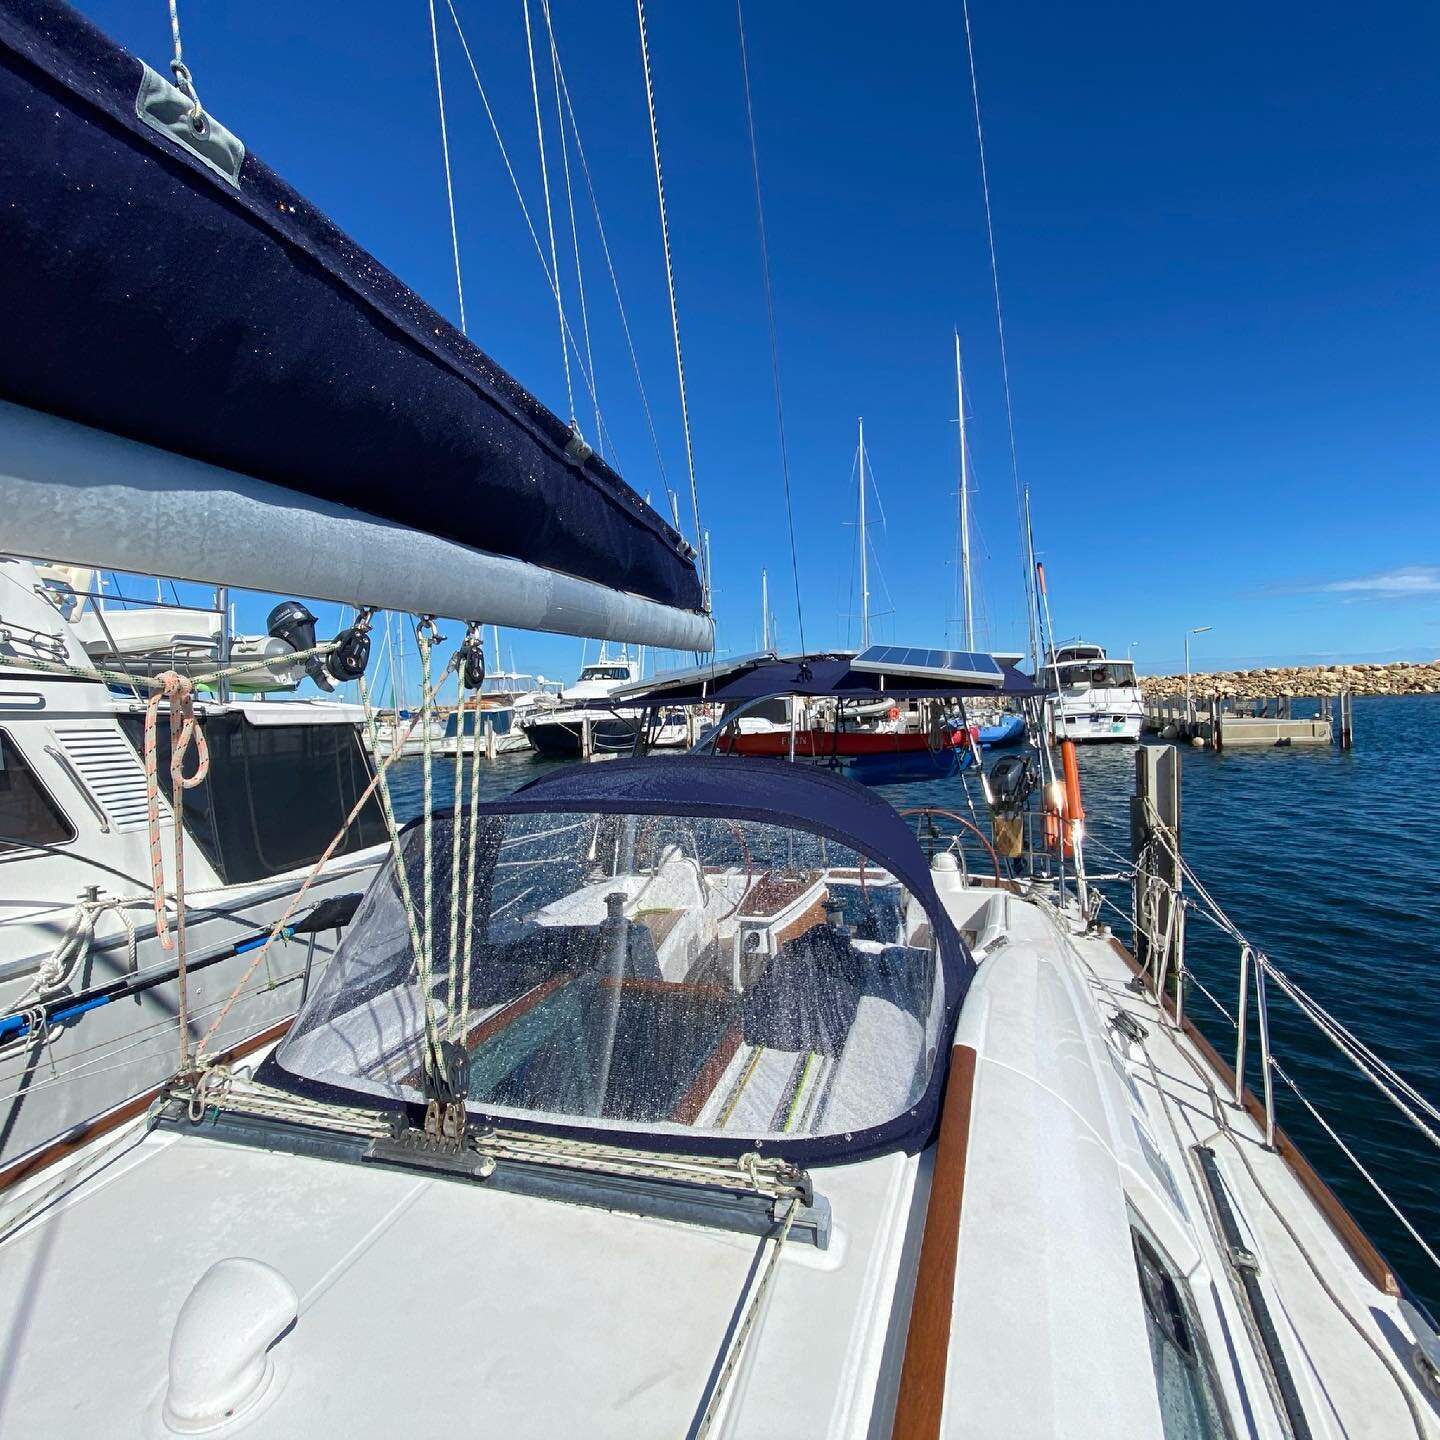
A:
[1085, 809, 1440, 1286]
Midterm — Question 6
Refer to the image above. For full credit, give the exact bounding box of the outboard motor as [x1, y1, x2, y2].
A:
[267, 600, 334, 692]
[988, 753, 1037, 860]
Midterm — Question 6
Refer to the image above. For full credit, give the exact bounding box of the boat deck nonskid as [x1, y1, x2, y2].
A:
[0, 879, 1432, 1438]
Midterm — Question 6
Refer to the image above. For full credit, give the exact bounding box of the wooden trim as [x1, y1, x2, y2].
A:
[0, 1015, 293, 1195]
[1105, 936, 1397, 1295]
[891, 1043, 978, 1439]
[775, 894, 829, 947]
[670, 1022, 743, 1125]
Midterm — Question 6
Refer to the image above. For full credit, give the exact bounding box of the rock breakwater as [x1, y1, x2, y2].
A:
[1138, 660, 1440, 699]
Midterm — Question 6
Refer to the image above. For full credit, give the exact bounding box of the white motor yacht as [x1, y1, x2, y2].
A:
[0, 558, 389, 1169]
[521, 657, 649, 757]
[1046, 641, 1145, 742]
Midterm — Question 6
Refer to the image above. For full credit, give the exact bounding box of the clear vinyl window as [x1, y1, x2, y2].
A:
[1133, 1229, 1234, 1440]
[279, 810, 945, 1144]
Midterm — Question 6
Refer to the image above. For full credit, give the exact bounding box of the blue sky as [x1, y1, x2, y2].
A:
[75, 1, 1440, 687]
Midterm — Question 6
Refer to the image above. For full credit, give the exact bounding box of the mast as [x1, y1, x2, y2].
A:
[1022, 486, 1042, 675]
[761, 567, 771, 651]
[858, 416, 870, 648]
[955, 332, 974, 650]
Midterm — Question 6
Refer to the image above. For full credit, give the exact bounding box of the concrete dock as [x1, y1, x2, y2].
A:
[1144, 694, 1351, 750]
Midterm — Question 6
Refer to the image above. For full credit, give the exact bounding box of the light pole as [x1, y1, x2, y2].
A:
[1185, 626, 1212, 725]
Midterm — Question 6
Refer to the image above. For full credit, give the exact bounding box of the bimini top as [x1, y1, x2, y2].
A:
[614, 650, 1048, 707]
[273, 756, 974, 1164]
[0, 0, 701, 616]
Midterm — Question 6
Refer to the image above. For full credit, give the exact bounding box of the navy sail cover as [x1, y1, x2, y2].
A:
[0, 1, 703, 613]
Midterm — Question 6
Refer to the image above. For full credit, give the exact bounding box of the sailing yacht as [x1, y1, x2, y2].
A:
[1, 6, 1437, 1440]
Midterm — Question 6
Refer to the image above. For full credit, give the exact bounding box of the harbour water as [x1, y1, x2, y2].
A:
[390, 693, 1440, 1313]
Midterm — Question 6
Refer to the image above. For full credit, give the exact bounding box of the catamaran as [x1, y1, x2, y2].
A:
[0, 5, 1437, 1440]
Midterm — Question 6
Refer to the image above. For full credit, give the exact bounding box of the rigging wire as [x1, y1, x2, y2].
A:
[550, 51, 672, 503]
[521, 0, 575, 426]
[542, 0, 602, 454]
[635, 0, 709, 605]
[959, 0, 1036, 661]
[442, 3, 612, 460]
[735, 0, 805, 653]
[427, 0, 468, 335]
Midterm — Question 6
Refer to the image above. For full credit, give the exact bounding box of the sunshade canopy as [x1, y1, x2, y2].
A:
[616, 651, 1048, 707]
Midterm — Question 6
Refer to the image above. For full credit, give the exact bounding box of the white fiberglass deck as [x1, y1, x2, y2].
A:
[0, 875, 1433, 1438]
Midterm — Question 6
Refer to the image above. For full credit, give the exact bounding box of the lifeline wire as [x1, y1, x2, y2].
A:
[735, 0, 805, 653]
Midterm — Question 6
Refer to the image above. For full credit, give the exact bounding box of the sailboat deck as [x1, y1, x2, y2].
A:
[938, 875, 1434, 1440]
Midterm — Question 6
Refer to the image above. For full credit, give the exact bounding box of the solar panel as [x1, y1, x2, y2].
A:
[850, 645, 1005, 688]
[608, 650, 774, 700]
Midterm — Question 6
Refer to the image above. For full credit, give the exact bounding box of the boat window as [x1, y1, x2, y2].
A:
[278, 809, 946, 1146]
[445, 709, 513, 739]
[578, 666, 629, 682]
[0, 729, 76, 854]
[1132, 1230, 1234, 1440]
[122, 714, 388, 885]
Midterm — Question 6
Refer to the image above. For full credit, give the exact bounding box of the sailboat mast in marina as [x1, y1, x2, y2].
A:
[955, 331, 975, 650]
[858, 416, 870, 648]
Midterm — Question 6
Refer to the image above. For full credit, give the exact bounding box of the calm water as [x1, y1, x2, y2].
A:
[389, 695, 1440, 1312]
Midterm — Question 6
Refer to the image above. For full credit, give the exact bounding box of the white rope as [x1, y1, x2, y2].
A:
[427, 0, 468, 335]
[415, 621, 445, 1076]
[542, 1, 601, 453]
[522, 0, 575, 426]
[635, 0, 708, 602]
[458, 686, 487, 1042]
[693, 1197, 800, 1438]
[446, 686, 474, 1031]
[165, 0, 204, 123]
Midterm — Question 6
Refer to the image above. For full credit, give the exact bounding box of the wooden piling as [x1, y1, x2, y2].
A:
[1339, 689, 1353, 750]
[1208, 695, 1223, 752]
[1131, 746, 1181, 975]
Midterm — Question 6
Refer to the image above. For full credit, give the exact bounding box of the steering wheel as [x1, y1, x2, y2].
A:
[635, 814, 755, 919]
[898, 807, 1003, 885]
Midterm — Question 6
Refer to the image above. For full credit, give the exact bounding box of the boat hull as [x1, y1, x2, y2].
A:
[977, 714, 1027, 748]
[719, 729, 968, 759]
[523, 714, 640, 758]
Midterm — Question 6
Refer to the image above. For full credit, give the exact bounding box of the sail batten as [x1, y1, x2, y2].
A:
[0, 0, 706, 626]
